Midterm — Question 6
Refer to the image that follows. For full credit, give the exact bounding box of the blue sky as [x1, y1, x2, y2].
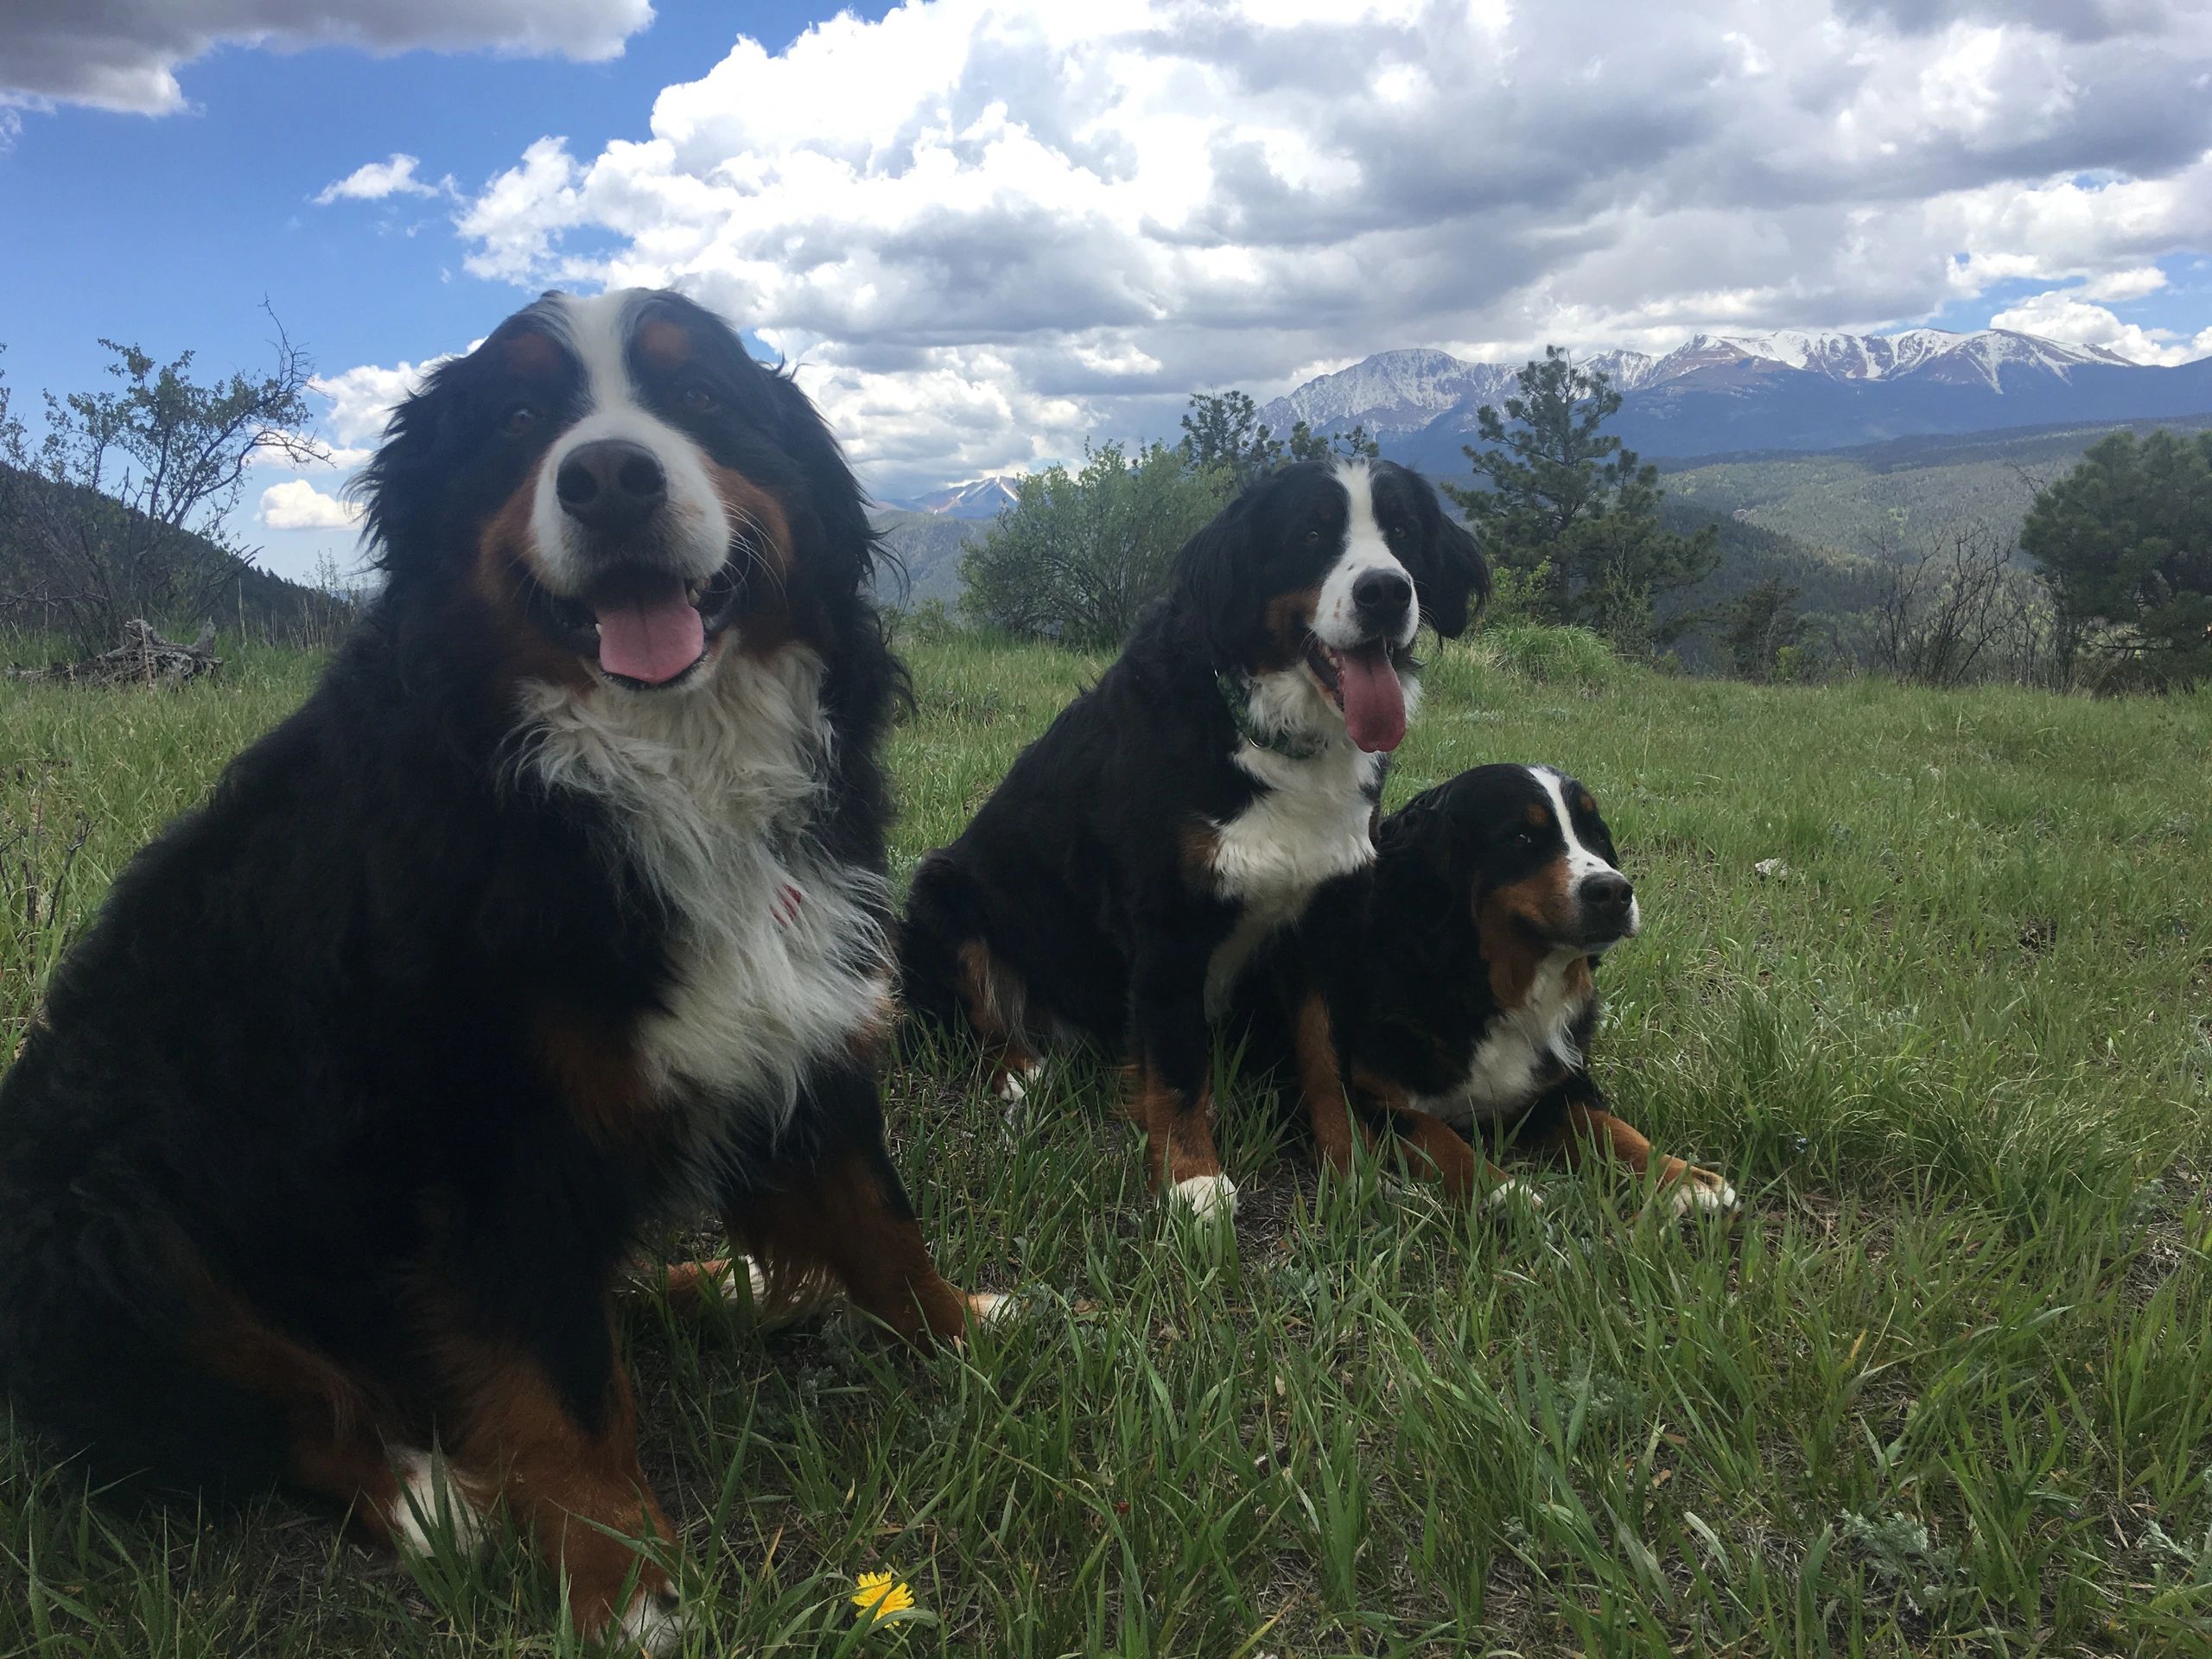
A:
[3, 1, 2209, 584]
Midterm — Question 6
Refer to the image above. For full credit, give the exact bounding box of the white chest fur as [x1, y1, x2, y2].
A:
[1408, 950, 1592, 1124]
[514, 650, 888, 1128]
[1200, 723, 1382, 1015]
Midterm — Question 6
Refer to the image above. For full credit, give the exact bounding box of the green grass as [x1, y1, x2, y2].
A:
[4, 632, 2211, 1656]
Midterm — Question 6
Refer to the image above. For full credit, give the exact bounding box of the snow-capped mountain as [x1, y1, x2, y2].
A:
[899, 475, 1024, 518]
[1265, 346, 1662, 436]
[1256, 327, 2212, 469]
[1637, 327, 2135, 390]
[1263, 348, 1515, 436]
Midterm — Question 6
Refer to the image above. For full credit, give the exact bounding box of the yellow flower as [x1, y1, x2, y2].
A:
[850, 1570, 917, 1624]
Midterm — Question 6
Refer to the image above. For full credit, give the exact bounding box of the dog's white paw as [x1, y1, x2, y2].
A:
[385, 1447, 487, 1559]
[967, 1290, 1016, 1325]
[993, 1057, 1044, 1104]
[1484, 1177, 1543, 1213]
[613, 1584, 693, 1656]
[1167, 1173, 1238, 1223]
[1665, 1174, 1739, 1217]
[722, 1255, 845, 1325]
[719, 1257, 775, 1306]
[674, 1256, 773, 1306]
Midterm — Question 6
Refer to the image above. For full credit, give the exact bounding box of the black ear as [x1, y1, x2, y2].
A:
[357, 362, 463, 575]
[764, 366, 877, 594]
[1417, 512, 1489, 640]
[1376, 787, 1466, 911]
[1172, 493, 1253, 664]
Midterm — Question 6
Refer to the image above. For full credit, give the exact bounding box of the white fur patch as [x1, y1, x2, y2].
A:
[1484, 1176, 1543, 1212]
[968, 1290, 1015, 1324]
[1200, 718, 1391, 1014]
[512, 645, 888, 1141]
[527, 290, 733, 600]
[1167, 1172, 1239, 1222]
[717, 1255, 845, 1325]
[994, 1056, 1043, 1103]
[386, 1448, 487, 1558]
[686, 1255, 774, 1306]
[1408, 948, 1595, 1124]
[1534, 765, 1640, 940]
[613, 1585, 693, 1657]
[1316, 460, 1419, 651]
[1667, 1176, 1740, 1217]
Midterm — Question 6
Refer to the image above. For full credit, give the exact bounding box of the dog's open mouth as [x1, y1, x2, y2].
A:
[539, 556, 747, 690]
[1303, 634, 1408, 753]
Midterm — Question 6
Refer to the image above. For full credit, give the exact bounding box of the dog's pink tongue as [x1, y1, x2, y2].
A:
[1338, 642, 1406, 753]
[594, 577, 703, 684]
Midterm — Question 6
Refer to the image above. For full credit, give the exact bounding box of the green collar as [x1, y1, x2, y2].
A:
[1217, 669, 1328, 761]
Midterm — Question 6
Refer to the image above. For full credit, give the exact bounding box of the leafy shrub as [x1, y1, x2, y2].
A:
[1479, 622, 1619, 687]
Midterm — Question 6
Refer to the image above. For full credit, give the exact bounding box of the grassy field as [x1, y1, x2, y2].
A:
[3, 627, 2210, 1656]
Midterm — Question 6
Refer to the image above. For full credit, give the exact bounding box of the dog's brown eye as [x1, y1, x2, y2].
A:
[503, 404, 537, 435]
[1306, 529, 1321, 546]
[681, 385, 717, 414]
[1387, 522, 1408, 542]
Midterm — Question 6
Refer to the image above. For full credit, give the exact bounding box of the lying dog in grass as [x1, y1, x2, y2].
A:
[1248, 763, 1738, 1215]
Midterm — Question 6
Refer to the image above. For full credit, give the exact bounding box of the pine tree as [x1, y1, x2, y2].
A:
[1178, 391, 1281, 486]
[2018, 428, 2212, 688]
[1446, 346, 1716, 652]
[1718, 575, 1808, 680]
[1179, 393, 1378, 486]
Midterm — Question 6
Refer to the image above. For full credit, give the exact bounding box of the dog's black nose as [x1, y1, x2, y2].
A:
[1351, 567, 1413, 630]
[556, 439, 667, 534]
[1579, 871, 1633, 918]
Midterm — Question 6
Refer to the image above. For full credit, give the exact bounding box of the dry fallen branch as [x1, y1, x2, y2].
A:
[8, 619, 221, 686]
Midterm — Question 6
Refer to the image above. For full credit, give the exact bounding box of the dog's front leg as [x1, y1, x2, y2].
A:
[725, 1062, 1005, 1343]
[1521, 1079, 1739, 1217]
[1128, 931, 1236, 1223]
[429, 1296, 688, 1653]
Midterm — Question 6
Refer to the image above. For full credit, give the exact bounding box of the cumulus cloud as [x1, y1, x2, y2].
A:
[260, 479, 364, 531]
[0, 0, 652, 115]
[1987, 288, 2203, 364]
[315, 152, 450, 205]
[311, 356, 453, 447]
[409, 1, 2212, 493]
[2075, 264, 2169, 302]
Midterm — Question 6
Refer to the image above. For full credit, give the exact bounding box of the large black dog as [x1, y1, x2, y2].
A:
[0, 289, 998, 1651]
[1251, 763, 1738, 1215]
[899, 460, 1486, 1220]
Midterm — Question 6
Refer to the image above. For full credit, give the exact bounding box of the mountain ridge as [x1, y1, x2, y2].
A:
[1255, 327, 2212, 473]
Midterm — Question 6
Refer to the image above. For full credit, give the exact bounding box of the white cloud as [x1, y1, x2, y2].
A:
[315, 152, 449, 205]
[311, 357, 451, 446]
[416, 1, 2212, 493]
[0, 0, 652, 115]
[260, 479, 364, 531]
[1987, 288, 2206, 364]
[2075, 264, 2168, 302]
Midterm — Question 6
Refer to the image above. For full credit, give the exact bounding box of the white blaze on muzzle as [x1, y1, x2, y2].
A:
[525, 292, 733, 599]
[1304, 460, 1419, 753]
